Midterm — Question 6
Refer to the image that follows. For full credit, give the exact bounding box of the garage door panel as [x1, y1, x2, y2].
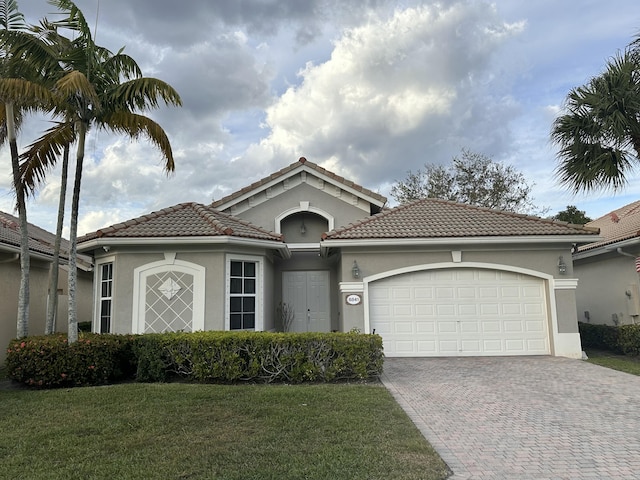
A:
[369, 268, 550, 357]
[437, 320, 458, 333]
[479, 287, 499, 298]
[416, 321, 435, 333]
[393, 304, 412, 316]
[417, 341, 437, 353]
[481, 321, 501, 333]
[460, 321, 479, 333]
[391, 287, 411, 299]
[415, 304, 435, 316]
[459, 304, 478, 316]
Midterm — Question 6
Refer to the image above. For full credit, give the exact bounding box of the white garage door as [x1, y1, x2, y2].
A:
[369, 268, 550, 357]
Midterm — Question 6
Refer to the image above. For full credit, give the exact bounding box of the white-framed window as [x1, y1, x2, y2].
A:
[226, 255, 263, 331]
[95, 257, 115, 333]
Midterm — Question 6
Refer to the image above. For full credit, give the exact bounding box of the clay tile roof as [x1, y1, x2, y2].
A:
[78, 202, 284, 243]
[211, 157, 387, 208]
[577, 200, 640, 252]
[323, 198, 599, 240]
[0, 210, 90, 266]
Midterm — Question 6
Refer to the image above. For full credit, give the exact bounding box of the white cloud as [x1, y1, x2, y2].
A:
[244, 3, 525, 186]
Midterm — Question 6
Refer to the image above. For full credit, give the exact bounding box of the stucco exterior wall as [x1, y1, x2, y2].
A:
[229, 183, 373, 234]
[0, 258, 50, 364]
[574, 252, 640, 326]
[93, 246, 278, 334]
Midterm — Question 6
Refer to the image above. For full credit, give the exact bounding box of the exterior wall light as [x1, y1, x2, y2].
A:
[557, 256, 567, 275]
[300, 221, 306, 235]
[352, 260, 360, 279]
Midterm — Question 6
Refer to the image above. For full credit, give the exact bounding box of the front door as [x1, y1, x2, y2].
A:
[282, 271, 330, 332]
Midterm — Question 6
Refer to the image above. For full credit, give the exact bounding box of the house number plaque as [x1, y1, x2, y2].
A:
[345, 294, 361, 305]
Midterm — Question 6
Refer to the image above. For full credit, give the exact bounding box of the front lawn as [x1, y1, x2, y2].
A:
[0, 381, 450, 480]
[585, 349, 640, 376]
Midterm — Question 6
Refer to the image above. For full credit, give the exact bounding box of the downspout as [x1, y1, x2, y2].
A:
[0, 253, 19, 264]
[616, 247, 636, 258]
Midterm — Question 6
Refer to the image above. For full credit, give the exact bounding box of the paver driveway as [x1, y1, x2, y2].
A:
[382, 357, 640, 480]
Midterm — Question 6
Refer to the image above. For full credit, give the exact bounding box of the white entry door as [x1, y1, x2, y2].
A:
[282, 271, 331, 332]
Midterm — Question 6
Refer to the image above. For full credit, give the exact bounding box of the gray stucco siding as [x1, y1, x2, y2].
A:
[96, 247, 277, 334]
[575, 252, 640, 326]
[231, 183, 374, 234]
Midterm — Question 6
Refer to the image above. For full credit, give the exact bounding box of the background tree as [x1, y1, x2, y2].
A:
[552, 205, 592, 224]
[390, 149, 538, 213]
[552, 35, 640, 193]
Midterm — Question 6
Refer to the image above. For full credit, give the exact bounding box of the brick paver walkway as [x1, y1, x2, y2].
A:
[382, 357, 640, 480]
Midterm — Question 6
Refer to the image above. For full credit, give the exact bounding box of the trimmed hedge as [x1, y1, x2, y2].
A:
[619, 324, 640, 356]
[578, 322, 622, 353]
[5, 331, 383, 388]
[5, 333, 134, 388]
[579, 322, 640, 356]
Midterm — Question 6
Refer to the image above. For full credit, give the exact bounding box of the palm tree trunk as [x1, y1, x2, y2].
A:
[67, 123, 86, 344]
[6, 102, 29, 338]
[45, 144, 69, 334]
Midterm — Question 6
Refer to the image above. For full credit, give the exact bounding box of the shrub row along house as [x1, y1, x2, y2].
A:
[74, 158, 599, 358]
[0, 211, 93, 363]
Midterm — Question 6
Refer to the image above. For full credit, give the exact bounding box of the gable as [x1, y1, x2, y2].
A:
[211, 157, 386, 218]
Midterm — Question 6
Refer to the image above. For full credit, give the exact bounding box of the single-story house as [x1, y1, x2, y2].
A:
[573, 200, 640, 326]
[1, 211, 93, 364]
[77, 157, 599, 358]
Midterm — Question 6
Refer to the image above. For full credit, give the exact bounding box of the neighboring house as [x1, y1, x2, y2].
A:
[77, 157, 598, 358]
[574, 200, 640, 326]
[0, 211, 93, 364]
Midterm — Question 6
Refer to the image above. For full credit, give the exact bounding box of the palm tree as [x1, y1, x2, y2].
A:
[0, 0, 48, 338]
[19, 0, 182, 342]
[552, 49, 640, 193]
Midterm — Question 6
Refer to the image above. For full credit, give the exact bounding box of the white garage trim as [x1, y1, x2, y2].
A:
[364, 262, 569, 357]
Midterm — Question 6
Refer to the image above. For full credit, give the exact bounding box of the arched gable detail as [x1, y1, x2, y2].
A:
[274, 202, 335, 234]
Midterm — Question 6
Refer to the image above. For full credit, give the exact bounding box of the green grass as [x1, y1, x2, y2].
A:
[0, 381, 450, 480]
[586, 349, 640, 376]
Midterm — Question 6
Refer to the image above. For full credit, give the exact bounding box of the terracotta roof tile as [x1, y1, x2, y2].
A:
[577, 200, 640, 252]
[0, 210, 89, 265]
[211, 157, 387, 208]
[323, 198, 598, 240]
[78, 202, 284, 243]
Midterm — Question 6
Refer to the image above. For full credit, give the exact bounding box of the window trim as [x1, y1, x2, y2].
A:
[94, 256, 115, 333]
[225, 254, 263, 331]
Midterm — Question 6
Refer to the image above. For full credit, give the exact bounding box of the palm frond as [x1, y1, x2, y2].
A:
[19, 121, 75, 194]
[0, 0, 26, 32]
[99, 110, 175, 172]
[108, 77, 182, 111]
[0, 77, 56, 109]
[55, 70, 100, 110]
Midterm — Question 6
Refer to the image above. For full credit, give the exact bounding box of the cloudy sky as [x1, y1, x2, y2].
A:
[2, 0, 640, 235]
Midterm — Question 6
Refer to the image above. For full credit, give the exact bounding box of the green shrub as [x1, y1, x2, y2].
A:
[131, 331, 384, 384]
[5, 331, 383, 388]
[5, 333, 134, 388]
[578, 322, 623, 353]
[618, 324, 640, 356]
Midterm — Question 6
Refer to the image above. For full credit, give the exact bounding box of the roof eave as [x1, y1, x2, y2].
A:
[320, 234, 600, 255]
[573, 236, 640, 260]
[78, 235, 291, 258]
